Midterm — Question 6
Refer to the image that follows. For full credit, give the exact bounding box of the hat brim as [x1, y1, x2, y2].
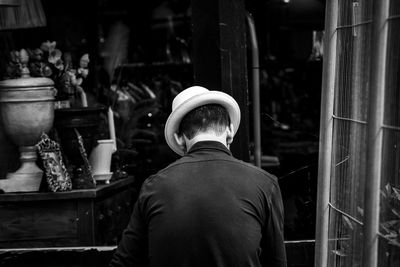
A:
[164, 91, 241, 156]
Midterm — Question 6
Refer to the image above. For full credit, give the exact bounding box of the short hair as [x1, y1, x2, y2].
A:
[178, 104, 231, 140]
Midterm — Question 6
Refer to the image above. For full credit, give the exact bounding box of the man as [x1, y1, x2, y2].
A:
[110, 86, 287, 267]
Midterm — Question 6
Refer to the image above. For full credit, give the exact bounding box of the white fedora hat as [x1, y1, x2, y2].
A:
[164, 86, 241, 156]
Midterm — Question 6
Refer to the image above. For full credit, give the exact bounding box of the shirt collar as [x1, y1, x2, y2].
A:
[187, 141, 232, 156]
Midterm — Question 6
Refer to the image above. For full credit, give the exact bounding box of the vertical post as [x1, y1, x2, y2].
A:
[191, 0, 250, 162]
[363, 0, 389, 266]
[314, 0, 338, 266]
[246, 13, 262, 168]
[82, 0, 101, 98]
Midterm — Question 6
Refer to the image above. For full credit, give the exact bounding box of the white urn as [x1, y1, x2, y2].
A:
[0, 77, 55, 192]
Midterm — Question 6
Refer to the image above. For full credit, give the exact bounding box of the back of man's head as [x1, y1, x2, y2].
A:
[178, 104, 231, 140]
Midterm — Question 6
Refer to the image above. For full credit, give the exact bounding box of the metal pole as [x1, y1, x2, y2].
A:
[314, 0, 338, 266]
[363, 0, 389, 266]
[246, 12, 261, 168]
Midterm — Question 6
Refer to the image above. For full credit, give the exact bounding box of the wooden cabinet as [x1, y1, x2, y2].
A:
[0, 177, 136, 248]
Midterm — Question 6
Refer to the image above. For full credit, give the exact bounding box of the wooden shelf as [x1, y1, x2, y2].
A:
[0, 177, 135, 202]
[0, 177, 137, 248]
[118, 61, 192, 69]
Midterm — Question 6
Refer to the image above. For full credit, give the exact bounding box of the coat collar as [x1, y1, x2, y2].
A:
[187, 141, 232, 156]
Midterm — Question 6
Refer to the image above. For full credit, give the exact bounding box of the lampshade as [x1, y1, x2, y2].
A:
[0, 0, 46, 30]
[0, 0, 21, 6]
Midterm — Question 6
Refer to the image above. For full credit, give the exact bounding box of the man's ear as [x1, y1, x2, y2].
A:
[174, 133, 186, 150]
[226, 123, 234, 146]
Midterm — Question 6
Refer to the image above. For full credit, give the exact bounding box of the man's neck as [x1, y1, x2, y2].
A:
[185, 132, 228, 152]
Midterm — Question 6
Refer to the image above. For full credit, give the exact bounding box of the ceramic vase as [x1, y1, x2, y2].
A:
[0, 77, 55, 192]
[89, 139, 116, 184]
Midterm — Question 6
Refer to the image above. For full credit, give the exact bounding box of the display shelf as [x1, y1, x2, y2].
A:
[0, 177, 136, 248]
[118, 61, 192, 68]
[0, 176, 134, 202]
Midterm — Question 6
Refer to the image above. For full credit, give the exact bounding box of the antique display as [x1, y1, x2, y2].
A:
[0, 52, 55, 192]
[36, 133, 72, 192]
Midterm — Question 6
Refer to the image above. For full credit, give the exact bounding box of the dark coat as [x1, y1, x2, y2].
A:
[110, 141, 287, 267]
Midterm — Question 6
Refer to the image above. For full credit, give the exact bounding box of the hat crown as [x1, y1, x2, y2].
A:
[172, 86, 209, 112]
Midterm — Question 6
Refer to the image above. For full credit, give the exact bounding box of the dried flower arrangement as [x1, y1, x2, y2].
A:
[5, 40, 90, 108]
